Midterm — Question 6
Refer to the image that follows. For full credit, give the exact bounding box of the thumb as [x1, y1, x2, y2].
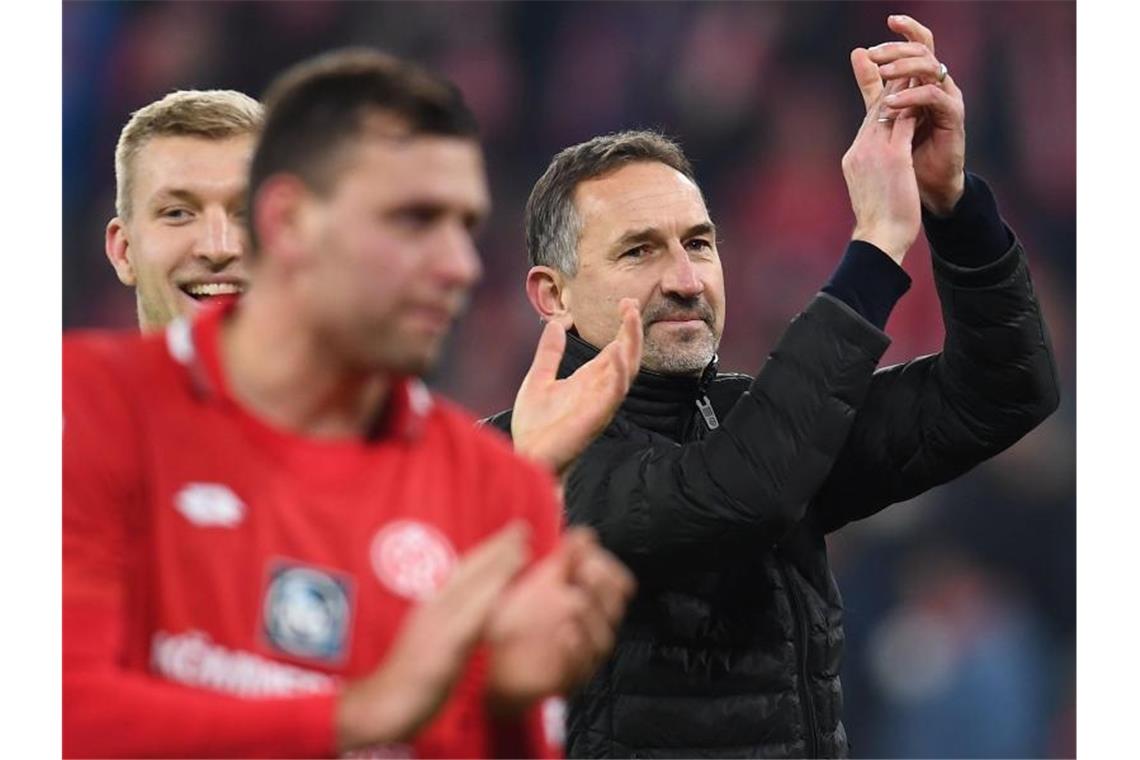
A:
[850, 47, 882, 112]
[548, 526, 597, 581]
[523, 320, 566, 387]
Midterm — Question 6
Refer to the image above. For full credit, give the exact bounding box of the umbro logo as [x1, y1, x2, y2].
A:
[175, 483, 246, 527]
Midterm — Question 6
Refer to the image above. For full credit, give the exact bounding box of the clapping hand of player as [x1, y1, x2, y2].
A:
[335, 522, 531, 753]
[484, 526, 636, 712]
[853, 14, 967, 217]
[512, 297, 642, 476]
[333, 522, 634, 751]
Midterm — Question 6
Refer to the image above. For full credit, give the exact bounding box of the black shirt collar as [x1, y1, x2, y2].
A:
[558, 330, 718, 439]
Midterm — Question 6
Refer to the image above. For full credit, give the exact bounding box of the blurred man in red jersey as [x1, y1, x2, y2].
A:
[64, 49, 642, 758]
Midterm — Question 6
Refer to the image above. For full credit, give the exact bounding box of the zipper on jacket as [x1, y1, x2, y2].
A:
[779, 562, 820, 758]
[694, 395, 719, 430]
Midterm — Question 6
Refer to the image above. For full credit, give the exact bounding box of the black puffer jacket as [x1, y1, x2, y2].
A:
[487, 229, 1058, 758]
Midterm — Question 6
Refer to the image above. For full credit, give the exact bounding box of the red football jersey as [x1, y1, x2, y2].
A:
[63, 303, 564, 759]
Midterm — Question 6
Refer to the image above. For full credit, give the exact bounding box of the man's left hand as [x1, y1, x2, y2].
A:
[512, 298, 642, 476]
[854, 14, 966, 217]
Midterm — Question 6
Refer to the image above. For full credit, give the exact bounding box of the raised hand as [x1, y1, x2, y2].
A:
[336, 522, 530, 753]
[484, 526, 636, 712]
[853, 14, 966, 216]
[512, 297, 642, 476]
[842, 68, 922, 265]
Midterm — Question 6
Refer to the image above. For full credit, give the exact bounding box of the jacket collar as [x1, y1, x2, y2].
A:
[558, 330, 718, 438]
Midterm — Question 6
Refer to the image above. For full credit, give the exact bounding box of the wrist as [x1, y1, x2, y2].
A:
[484, 637, 549, 718]
[851, 227, 910, 265]
[484, 677, 532, 719]
[336, 672, 415, 754]
[514, 440, 560, 476]
[513, 434, 572, 478]
[920, 171, 966, 218]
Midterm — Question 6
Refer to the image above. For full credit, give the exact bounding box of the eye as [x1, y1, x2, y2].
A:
[159, 207, 193, 223]
[685, 237, 713, 253]
[392, 205, 444, 230]
[620, 245, 649, 259]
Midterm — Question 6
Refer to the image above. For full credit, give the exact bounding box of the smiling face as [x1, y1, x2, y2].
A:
[560, 161, 726, 375]
[105, 134, 254, 331]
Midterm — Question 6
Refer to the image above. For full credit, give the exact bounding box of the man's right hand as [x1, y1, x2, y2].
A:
[842, 53, 922, 265]
[512, 297, 642, 476]
[335, 522, 530, 754]
[484, 526, 636, 712]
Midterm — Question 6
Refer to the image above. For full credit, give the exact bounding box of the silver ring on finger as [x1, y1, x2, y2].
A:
[937, 62, 949, 83]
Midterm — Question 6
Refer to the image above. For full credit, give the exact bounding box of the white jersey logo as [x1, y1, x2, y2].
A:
[370, 520, 456, 601]
[175, 483, 246, 527]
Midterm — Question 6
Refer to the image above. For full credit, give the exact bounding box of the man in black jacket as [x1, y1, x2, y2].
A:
[488, 15, 1060, 759]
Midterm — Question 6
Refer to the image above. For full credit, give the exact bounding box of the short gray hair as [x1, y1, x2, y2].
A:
[525, 130, 697, 276]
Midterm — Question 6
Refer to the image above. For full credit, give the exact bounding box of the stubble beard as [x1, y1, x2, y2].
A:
[640, 325, 718, 376]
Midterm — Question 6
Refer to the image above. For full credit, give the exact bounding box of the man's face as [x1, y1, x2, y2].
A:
[106, 134, 254, 331]
[563, 161, 725, 375]
[290, 134, 488, 376]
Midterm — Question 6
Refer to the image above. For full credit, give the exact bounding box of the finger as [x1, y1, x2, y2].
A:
[866, 76, 909, 131]
[554, 619, 594, 684]
[448, 521, 529, 589]
[523, 320, 567, 387]
[440, 522, 530, 635]
[555, 590, 613, 677]
[599, 298, 641, 379]
[596, 338, 630, 397]
[878, 56, 945, 87]
[573, 549, 636, 623]
[616, 297, 643, 381]
[881, 105, 922, 124]
[890, 112, 918, 150]
[883, 83, 962, 124]
[562, 526, 599, 571]
[850, 47, 883, 112]
[865, 41, 930, 64]
[887, 13, 935, 53]
[539, 526, 597, 586]
[575, 599, 616, 665]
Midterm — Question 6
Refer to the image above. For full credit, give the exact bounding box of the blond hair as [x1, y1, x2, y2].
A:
[114, 89, 263, 219]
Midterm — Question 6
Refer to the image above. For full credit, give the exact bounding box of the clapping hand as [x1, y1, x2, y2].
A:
[852, 14, 967, 217]
[512, 298, 642, 476]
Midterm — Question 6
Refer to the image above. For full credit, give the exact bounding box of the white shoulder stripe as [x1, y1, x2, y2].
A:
[165, 318, 195, 365]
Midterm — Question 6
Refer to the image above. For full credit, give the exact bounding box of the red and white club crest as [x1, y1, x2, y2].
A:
[370, 520, 457, 601]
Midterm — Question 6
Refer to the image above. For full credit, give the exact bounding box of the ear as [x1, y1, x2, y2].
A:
[252, 174, 311, 266]
[104, 217, 136, 286]
[525, 266, 574, 329]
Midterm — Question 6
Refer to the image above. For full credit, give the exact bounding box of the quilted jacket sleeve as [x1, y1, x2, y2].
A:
[558, 294, 891, 571]
[808, 232, 1061, 534]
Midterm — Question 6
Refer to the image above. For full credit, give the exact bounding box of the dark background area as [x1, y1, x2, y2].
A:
[63, 2, 1075, 756]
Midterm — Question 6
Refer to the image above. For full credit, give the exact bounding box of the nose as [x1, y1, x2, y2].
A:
[433, 223, 483, 289]
[194, 207, 244, 270]
[660, 243, 704, 299]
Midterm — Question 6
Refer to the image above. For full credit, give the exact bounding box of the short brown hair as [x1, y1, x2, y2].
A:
[247, 47, 479, 252]
[526, 130, 697, 276]
[114, 89, 263, 219]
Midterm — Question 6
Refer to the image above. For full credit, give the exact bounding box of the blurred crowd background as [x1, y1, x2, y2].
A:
[62, 2, 1075, 757]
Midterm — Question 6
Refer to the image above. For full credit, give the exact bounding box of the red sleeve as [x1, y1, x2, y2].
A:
[486, 455, 566, 759]
[63, 337, 339, 759]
